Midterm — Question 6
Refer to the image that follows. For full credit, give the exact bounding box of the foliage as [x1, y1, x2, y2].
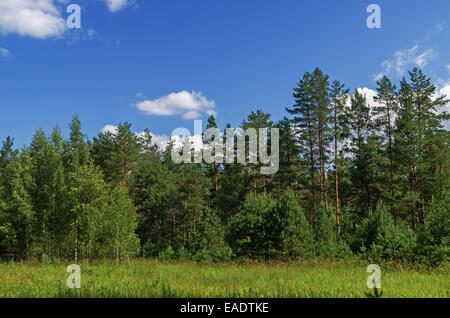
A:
[189, 208, 232, 262]
[278, 190, 315, 259]
[227, 193, 277, 259]
[0, 68, 448, 266]
[415, 192, 450, 266]
[312, 203, 351, 257]
[358, 201, 416, 261]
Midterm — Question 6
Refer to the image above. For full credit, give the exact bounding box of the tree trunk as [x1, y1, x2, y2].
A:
[334, 109, 340, 233]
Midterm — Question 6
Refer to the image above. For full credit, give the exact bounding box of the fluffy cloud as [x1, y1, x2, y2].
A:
[101, 124, 119, 135]
[374, 45, 436, 81]
[0, 0, 66, 39]
[356, 88, 380, 106]
[0, 0, 132, 40]
[136, 90, 217, 120]
[345, 87, 381, 109]
[0, 47, 11, 57]
[104, 0, 133, 13]
[354, 87, 385, 120]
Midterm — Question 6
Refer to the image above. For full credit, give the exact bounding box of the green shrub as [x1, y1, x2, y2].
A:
[414, 192, 450, 266]
[312, 203, 351, 258]
[158, 245, 176, 260]
[0, 224, 16, 260]
[339, 206, 362, 252]
[359, 200, 416, 261]
[190, 208, 232, 262]
[41, 253, 51, 265]
[176, 246, 191, 260]
[142, 241, 157, 258]
[227, 193, 277, 259]
[278, 190, 315, 259]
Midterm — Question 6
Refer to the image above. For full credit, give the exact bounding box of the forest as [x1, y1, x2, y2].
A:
[0, 67, 449, 267]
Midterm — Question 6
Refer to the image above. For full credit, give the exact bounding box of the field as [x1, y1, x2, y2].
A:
[0, 259, 448, 298]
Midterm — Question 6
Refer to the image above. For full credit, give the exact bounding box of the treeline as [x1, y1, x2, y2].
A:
[0, 67, 449, 265]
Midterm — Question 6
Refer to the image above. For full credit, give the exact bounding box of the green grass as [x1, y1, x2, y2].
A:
[0, 259, 448, 298]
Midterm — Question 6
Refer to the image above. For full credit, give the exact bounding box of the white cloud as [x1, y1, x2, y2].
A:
[374, 45, 437, 81]
[0, 47, 11, 57]
[104, 0, 132, 13]
[356, 87, 381, 107]
[0, 0, 66, 39]
[136, 90, 216, 120]
[170, 134, 205, 151]
[414, 49, 435, 68]
[356, 87, 376, 97]
[0, 0, 131, 40]
[101, 124, 119, 135]
[150, 134, 171, 150]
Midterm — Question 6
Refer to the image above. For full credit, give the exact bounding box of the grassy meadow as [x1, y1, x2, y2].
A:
[0, 259, 448, 298]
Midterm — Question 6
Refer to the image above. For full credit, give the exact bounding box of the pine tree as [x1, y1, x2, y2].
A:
[415, 191, 449, 266]
[107, 122, 141, 189]
[0, 136, 17, 174]
[329, 80, 349, 232]
[312, 203, 349, 257]
[132, 152, 181, 254]
[241, 110, 274, 196]
[228, 193, 277, 259]
[345, 89, 376, 215]
[205, 115, 220, 210]
[287, 68, 332, 213]
[395, 69, 449, 225]
[311, 69, 332, 211]
[374, 76, 398, 213]
[217, 124, 246, 228]
[278, 190, 314, 259]
[287, 72, 318, 212]
[189, 208, 232, 262]
[273, 117, 302, 200]
[395, 78, 420, 228]
[359, 201, 415, 261]
[91, 130, 116, 180]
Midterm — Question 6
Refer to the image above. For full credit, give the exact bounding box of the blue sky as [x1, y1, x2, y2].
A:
[1, 0, 450, 147]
